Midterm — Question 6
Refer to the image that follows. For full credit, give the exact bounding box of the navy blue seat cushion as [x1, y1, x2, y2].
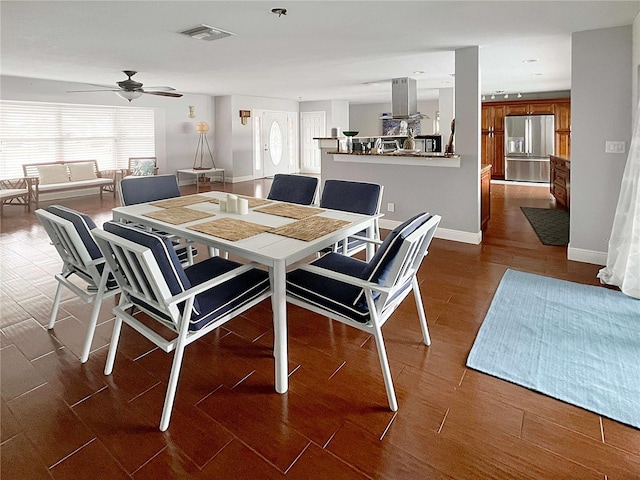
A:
[288, 213, 433, 323]
[120, 174, 181, 205]
[361, 212, 432, 285]
[267, 174, 318, 205]
[287, 252, 371, 323]
[354, 212, 431, 306]
[320, 180, 381, 215]
[185, 258, 270, 330]
[47, 205, 118, 289]
[103, 220, 196, 308]
[47, 205, 101, 259]
[103, 221, 269, 331]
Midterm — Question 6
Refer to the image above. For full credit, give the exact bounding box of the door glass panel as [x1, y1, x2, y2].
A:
[269, 121, 283, 166]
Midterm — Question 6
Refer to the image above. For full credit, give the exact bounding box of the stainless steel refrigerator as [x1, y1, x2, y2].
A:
[504, 114, 555, 182]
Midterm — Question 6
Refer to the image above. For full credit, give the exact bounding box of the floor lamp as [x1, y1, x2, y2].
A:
[193, 122, 216, 170]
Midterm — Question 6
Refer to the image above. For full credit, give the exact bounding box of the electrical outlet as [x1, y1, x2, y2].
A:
[387, 202, 395, 212]
[605, 141, 626, 153]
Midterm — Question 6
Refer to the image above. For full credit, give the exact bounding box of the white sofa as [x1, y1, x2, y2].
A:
[23, 160, 118, 208]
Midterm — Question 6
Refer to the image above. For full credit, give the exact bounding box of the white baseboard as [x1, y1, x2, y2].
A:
[229, 175, 255, 184]
[567, 244, 607, 265]
[379, 219, 482, 245]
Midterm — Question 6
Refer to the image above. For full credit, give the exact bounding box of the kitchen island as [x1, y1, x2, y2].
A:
[316, 138, 483, 244]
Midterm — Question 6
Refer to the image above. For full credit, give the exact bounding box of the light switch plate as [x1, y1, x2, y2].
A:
[605, 141, 626, 153]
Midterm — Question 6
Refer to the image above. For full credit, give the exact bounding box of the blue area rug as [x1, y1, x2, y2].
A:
[467, 269, 640, 429]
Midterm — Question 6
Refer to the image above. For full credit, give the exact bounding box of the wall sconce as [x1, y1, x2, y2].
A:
[188, 106, 195, 118]
[239, 110, 251, 125]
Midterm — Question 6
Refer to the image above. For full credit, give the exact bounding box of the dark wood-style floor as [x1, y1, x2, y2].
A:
[1, 179, 639, 479]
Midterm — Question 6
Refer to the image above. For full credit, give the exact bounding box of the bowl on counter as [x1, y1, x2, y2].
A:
[342, 131, 359, 137]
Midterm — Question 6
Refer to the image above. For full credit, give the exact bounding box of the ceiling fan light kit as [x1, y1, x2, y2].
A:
[116, 90, 143, 102]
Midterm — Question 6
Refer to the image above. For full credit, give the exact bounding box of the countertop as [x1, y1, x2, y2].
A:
[326, 151, 459, 159]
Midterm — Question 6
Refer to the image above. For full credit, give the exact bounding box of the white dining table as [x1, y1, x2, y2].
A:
[111, 191, 379, 395]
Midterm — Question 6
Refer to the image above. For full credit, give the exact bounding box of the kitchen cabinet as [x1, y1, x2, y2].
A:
[550, 155, 570, 209]
[481, 105, 505, 178]
[481, 164, 492, 232]
[482, 97, 570, 179]
[554, 100, 571, 157]
[505, 101, 554, 115]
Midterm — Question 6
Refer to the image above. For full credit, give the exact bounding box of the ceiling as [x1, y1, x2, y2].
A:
[1, 1, 639, 104]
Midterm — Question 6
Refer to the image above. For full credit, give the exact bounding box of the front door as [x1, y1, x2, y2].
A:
[262, 111, 290, 177]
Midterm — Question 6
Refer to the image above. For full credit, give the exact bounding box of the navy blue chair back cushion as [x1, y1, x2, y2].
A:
[47, 205, 102, 260]
[320, 180, 381, 215]
[361, 212, 433, 285]
[103, 221, 197, 311]
[267, 174, 318, 205]
[120, 174, 181, 205]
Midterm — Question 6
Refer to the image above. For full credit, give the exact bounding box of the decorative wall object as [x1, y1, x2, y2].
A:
[382, 116, 421, 136]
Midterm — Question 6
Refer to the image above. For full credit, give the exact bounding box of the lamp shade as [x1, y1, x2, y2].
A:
[196, 122, 209, 134]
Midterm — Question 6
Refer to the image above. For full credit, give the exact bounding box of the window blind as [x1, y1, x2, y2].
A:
[0, 101, 155, 179]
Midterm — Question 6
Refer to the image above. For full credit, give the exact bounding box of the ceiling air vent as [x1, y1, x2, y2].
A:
[180, 24, 236, 42]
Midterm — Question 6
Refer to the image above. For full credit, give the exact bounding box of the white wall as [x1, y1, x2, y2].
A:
[300, 99, 349, 137]
[0, 75, 213, 175]
[214, 94, 299, 181]
[570, 25, 633, 263]
[349, 100, 439, 136]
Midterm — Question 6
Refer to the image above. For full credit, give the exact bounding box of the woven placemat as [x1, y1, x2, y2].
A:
[208, 195, 273, 209]
[254, 203, 324, 220]
[141, 207, 214, 225]
[150, 195, 214, 209]
[187, 218, 272, 241]
[271, 216, 350, 241]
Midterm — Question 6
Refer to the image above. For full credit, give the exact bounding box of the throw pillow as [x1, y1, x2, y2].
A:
[37, 165, 70, 185]
[131, 159, 156, 176]
[68, 162, 98, 181]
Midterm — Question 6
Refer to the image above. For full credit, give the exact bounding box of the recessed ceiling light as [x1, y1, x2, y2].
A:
[413, 71, 424, 75]
[522, 59, 538, 63]
[271, 8, 287, 17]
[531, 73, 544, 76]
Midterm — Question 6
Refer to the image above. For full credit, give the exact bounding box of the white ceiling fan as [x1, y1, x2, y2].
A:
[67, 70, 183, 102]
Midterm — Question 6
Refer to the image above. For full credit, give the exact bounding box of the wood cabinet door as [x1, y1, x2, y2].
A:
[493, 105, 505, 131]
[481, 166, 491, 231]
[505, 104, 528, 116]
[528, 102, 555, 115]
[555, 102, 571, 130]
[492, 132, 505, 178]
[555, 132, 571, 157]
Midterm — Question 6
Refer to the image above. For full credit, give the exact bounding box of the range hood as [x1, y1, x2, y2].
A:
[379, 77, 427, 120]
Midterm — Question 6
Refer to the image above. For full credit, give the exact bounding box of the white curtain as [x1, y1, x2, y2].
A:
[597, 101, 640, 299]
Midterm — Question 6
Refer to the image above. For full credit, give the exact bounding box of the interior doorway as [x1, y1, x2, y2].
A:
[300, 111, 325, 174]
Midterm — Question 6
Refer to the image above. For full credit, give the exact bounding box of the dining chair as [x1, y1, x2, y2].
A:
[319, 179, 384, 257]
[267, 174, 318, 205]
[119, 173, 180, 206]
[286, 212, 441, 411]
[119, 174, 195, 264]
[94, 221, 272, 431]
[36, 205, 120, 363]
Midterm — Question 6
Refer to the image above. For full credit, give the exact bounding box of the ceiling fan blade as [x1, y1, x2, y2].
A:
[143, 86, 176, 92]
[66, 89, 120, 93]
[142, 91, 183, 98]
